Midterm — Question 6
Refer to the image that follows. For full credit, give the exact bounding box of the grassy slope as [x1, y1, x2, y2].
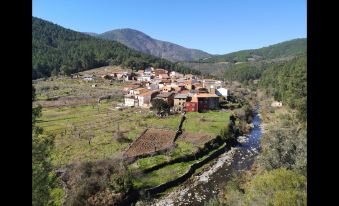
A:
[130, 143, 226, 190]
[38, 103, 145, 167]
[35, 75, 231, 194]
[37, 101, 230, 167]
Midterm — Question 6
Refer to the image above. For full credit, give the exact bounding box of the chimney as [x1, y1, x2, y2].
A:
[210, 85, 215, 94]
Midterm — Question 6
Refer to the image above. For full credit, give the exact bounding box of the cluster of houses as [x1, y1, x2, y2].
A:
[119, 67, 228, 113]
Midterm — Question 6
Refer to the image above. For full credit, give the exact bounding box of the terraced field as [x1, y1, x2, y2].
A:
[125, 128, 177, 158]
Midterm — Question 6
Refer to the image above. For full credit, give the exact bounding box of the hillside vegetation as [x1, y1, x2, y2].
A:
[213, 55, 307, 206]
[97, 28, 212, 62]
[259, 55, 307, 121]
[202, 38, 306, 63]
[220, 55, 306, 121]
[32, 17, 200, 79]
[179, 38, 306, 77]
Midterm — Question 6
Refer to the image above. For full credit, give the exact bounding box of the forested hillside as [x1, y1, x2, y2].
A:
[222, 61, 269, 82]
[259, 55, 307, 120]
[97, 28, 212, 62]
[221, 54, 306, 120]
[202, 38, 306, 63]
[32, 17, 200, 79]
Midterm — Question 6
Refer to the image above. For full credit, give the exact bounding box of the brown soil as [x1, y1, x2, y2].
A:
[35, 97, 98, 108]
[180, 132, 214, 146]
[125, 128, 176, 158]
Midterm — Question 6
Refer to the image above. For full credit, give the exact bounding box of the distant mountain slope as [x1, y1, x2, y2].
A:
[202, 38, 306, 63]
[32, 17, 200, 79]
[84, 32, 98, 37]
[96, 28, 212, 62]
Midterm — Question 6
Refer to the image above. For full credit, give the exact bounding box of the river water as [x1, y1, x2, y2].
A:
[144, 105, 263, 206]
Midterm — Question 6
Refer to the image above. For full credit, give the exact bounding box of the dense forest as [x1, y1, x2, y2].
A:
[259, 55, 307, 121]
[201, 38, 306, 63]
[222, 62, 268, 82]
[221, 54, 306, 121]
[32, 17, 200, 79]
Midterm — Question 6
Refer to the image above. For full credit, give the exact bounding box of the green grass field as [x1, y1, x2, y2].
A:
[130, 143, 226, 190]
[37, 103, 149, 167]
[127, 140, 198, 173]
[37, 103, 231, 168]
[35, 75, 231, 169]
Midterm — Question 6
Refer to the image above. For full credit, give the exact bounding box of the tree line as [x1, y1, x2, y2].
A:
[32, 17, 200, 79]
[223, 62, 268, 82]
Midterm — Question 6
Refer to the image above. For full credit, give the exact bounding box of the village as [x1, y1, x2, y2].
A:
[33, 65, 262, 206]
[76, 66, 229, 113]
[34, 65, 257, 202]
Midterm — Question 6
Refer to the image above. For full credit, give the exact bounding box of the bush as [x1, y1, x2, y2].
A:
[62, 159, 131, 206]
[150, 99, 170, 116]
[243, 168, 307, 206]
[48, 187, 65, 206]
[204, 196, 225, 206]
[258, 126, 307, 175]
[109, 171, 132, 193]
[221, 169, 307, 206]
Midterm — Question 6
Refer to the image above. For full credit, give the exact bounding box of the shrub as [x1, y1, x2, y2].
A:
[204, 196, 225, 206]
[109, 171, 132, 193]
[62, 159, 131, 206]
[258, 126, 307, 175]
[243, 168, 307, 206]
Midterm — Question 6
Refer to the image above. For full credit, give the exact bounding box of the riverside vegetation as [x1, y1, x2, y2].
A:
[205, 55, 307, 206]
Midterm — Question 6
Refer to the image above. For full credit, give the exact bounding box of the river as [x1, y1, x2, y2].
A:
[142, 105, 263, 206]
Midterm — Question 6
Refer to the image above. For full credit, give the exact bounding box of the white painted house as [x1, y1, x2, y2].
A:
[141, 75, 151, 82]
[124, 95, 138, 107]
[216, 88, 228, 99]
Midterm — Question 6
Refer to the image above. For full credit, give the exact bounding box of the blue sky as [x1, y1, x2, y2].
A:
[32, 0, 306, 54]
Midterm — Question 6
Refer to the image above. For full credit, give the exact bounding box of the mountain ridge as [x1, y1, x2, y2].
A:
[90, 28, 212, 62]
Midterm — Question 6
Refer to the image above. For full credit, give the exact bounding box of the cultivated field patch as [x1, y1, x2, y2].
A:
[124, 128, 176, 158]
[180, 132, 214, 146]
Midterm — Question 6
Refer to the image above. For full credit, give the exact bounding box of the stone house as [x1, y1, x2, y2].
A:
[155, 92, 175, 106]
[173, 93, 189, 112]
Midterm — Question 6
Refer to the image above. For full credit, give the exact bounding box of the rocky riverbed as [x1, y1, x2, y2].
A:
[137, 105, 263, 206]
